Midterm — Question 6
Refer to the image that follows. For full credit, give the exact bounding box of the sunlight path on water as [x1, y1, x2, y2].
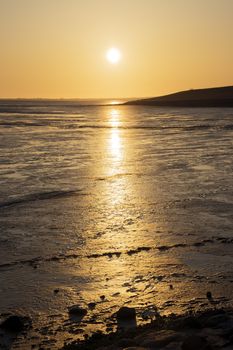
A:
[0, 104, 233, 348]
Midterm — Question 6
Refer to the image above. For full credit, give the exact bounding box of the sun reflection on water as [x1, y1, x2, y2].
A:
[109, 108, 120, 128]
[108, 108, 123, 162]
[110, 129, 122, 160]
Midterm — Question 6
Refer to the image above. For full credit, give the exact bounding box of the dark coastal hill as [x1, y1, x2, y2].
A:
[125, 86, 233, 107]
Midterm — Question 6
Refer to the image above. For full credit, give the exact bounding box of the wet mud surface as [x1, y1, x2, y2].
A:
[0, 105, 233, 349]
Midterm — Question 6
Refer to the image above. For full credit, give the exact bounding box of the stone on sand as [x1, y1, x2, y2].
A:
[116, 307, 136, 321]
[68, 306, 87, 317]
[0, 315, 30, 333]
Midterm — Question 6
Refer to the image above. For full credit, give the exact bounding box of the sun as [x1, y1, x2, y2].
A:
[106, 48, 121, 64]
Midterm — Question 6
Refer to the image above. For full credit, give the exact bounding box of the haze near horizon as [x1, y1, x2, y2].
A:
[1, 0, 233, 99]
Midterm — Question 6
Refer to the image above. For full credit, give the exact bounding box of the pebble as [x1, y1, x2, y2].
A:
[68, 306, 87, 317]
[88, 302, 96, 309]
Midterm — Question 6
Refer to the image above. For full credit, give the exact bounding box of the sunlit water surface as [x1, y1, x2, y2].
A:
[0, 102, 233, 349]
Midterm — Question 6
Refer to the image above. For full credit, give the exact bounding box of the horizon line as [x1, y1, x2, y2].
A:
[1, 84, 233, 101]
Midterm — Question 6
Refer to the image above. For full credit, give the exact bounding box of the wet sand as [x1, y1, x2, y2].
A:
[0, 103, 233, 349]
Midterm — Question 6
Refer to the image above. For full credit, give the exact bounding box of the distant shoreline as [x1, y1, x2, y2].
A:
[1, 86, 233, 108]
[124, 85, 233, 107]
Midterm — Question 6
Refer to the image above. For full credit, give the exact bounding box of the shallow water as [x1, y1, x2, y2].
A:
[0, 102, 233, 349]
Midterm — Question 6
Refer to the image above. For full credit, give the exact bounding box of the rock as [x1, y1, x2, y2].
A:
[181, 335, 208, 350]
[106, 326, 113, 332]
[164, 341, 183, 349]
[206, 291, 212, 300]
[175, 315, 202, 329]
[140, 329, 182, 348]
[68, 306, 87, 317]
[88, 302, 96, 309]
[117, 338, 136, 347]
[116, 307, 136, 321]
[141, 308, 158, 320]
[123, 348, 148, 350]
[203, 313, 230, 327]
[100, 295, 105, 300]
[54, 289, 59, 294]
[0, 315, 29, 333]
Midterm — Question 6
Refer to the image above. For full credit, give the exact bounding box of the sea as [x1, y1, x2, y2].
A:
[0, 99, 233, 349]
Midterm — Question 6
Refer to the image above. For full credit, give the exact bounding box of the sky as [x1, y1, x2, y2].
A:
[0, 0, 233, 99]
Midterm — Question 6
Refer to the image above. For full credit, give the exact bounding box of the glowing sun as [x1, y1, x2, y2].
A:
[106, 48, 121, 64]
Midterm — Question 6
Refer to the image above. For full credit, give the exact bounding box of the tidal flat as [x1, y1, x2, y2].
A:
[0, 101, 233, 349]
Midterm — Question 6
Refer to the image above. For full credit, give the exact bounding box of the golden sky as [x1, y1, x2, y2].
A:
[0, 0, 233, 99]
